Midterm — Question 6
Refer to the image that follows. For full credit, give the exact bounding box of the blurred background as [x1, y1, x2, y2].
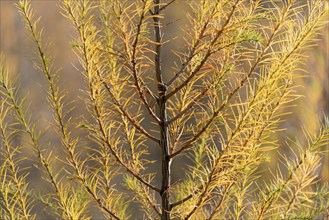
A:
[0, 0, 328, 218]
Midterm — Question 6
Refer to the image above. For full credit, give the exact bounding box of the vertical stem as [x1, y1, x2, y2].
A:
[159, 86, 171, 220]
[153, 0, 171, 219]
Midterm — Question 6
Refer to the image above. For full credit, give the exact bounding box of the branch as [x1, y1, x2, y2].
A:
[207, 183, 233, 220]
[62, 1, 160, 217]
[130, 1, 161, 123]
[4, 3, 92, 217]
[167, 65, 230, 126]
[170, 106, 220, 158]
[184, 159, 219, 220]
[167, 87, 209, 125]
[166, 0, 221, 87]
[165, 0, 239, 100]
[141, 185, 162, 217]
[169, 86, 269, 209]
[170, 184, 203, 209]
[207, 83, 291, 219]
[101, 123, 161, 193]
[102, 80, 160, 144]
[169, 0, 295, 157]
[90, 72, 161, 193]
[159, 0, 176, 12]
[0, 110, 31, 220]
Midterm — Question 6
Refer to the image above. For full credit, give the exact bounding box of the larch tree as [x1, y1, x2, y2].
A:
[0, 0, 328, 219]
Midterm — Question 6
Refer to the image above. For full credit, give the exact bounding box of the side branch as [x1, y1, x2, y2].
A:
[165, 0, 239, 100]
[159, 0, 176, 12]
[62, 0, 158, 217]
[207, 83, 291, 219]
[17, 1, 115, 218]
[130, 1, 161, 123]
[83, 53, 161, 192]
[183, 158, 219, 220]
[102, 80, 160, 144]
[170, 74, 264, 158]
[167, 87, 209, 125]
[170, 184, 203, 209]
[0, 78, 69, 218]
[167, 68, 228, 125]
[170, 0, 296, 157]
[166, 0, 221, 87]
[170, 106, 221, 158]
[94, 102, 161, 193]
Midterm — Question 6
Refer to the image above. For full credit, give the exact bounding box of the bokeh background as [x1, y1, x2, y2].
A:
[0, 0, 328, 218]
